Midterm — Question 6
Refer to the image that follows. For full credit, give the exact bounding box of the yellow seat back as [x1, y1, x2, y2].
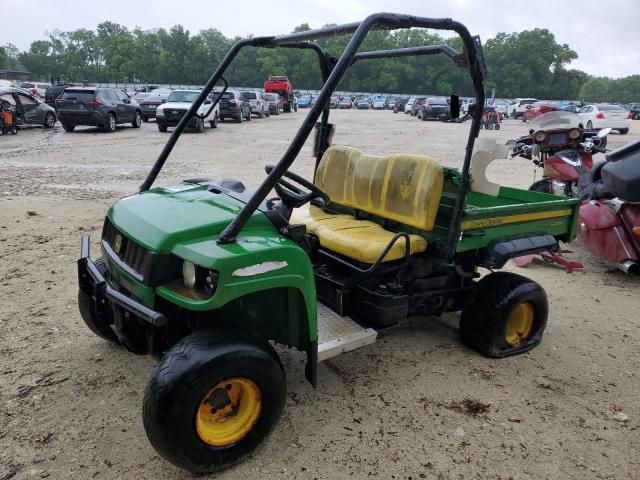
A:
[314, 145, 444, 231]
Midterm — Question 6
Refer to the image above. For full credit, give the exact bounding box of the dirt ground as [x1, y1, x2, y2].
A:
[1, 110, 639, 480]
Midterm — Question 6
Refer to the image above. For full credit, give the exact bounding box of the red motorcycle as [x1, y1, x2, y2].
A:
[508, 111, 608, 197]
[577, 139, 640, 274]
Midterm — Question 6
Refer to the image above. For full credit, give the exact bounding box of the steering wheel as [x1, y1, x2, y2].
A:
[265, 165, 329, 208]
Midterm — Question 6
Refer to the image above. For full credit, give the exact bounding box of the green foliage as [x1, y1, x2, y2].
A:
[0, 46, 7, 69]
[12, 23, 640, 102]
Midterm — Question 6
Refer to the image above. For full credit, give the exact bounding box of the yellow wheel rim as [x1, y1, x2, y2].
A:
[195, 378, 262, 447]
[505, 302, 534, 346]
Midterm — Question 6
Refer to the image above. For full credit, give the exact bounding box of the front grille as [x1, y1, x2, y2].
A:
[102, 217, 181, 286]
[165, 108, 187, 122]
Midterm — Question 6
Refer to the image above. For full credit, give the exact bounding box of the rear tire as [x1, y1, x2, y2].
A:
[196, 118, 205, 133]
[143, 331, 286, 474]
[236, 112, 243, 123]
[158, 124, 167, 132]
[258, 108, 264, 119]
[245, 109, 251, 121]
[62, 124, 75, 132]
[619, 128, 629, 135]
[105, 113, 116, 132]
[460, 272, 548, 358]
[209, 114, 218, 129]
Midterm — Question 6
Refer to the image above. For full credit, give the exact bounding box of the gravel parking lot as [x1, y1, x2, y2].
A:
[1, 111, 639, 480]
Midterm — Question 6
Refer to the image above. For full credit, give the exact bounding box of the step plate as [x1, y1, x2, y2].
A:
[317, 303, 377, 362]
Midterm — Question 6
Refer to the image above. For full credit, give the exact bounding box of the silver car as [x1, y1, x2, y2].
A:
[240, 91, 270, 118]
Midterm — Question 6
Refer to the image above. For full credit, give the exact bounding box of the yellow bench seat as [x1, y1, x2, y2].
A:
[290, 206, 427, 263]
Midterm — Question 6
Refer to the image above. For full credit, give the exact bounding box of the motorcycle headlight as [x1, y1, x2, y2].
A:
[182, 261, 197, 289]
[533, 130, 546, 143]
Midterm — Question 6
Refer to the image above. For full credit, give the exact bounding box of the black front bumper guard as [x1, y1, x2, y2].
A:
[78, 235, 167, 351]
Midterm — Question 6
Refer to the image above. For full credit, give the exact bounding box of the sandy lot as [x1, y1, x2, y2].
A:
[1, 110, 639, 480]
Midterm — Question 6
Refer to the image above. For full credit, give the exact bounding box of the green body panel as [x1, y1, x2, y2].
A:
[106, 183, 317, 345]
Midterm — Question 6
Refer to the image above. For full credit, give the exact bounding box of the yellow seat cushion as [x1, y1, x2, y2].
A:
[291, 206, 427, 263]
[314, 146, 444, 231]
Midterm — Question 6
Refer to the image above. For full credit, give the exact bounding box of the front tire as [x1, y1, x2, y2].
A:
[132, 111, 142, 128]
[209, 113, 218, 129]
[143, 331, 286, 474]
[78, 259, 119, 343]
[62, 123, 75, 132]
[619, 128, 629, 135]
[460, 272, 548, 357]
[158, 123, 167, 132]
[196, 118, 205, 133]
[43, 112, 56, 128]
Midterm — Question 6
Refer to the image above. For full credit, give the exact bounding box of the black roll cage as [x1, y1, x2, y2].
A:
[139, 12, 487, 263]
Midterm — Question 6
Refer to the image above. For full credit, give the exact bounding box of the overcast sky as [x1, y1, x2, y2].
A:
[3, 0, 637, 78]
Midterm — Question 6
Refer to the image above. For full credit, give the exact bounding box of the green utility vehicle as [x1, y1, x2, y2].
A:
[77, 14, 579, 473]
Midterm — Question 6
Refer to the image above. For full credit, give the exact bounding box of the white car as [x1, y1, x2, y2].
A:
[240, 91, 270, 118]
[17, 81, 51, 99]
[507, 98, 537, 119]
[155, 89, 219, 133]
[404, 97, 416, 113]
[577, 104, 631, 134]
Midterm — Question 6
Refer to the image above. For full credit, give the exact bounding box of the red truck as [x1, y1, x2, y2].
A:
[264, 75, 297, 112]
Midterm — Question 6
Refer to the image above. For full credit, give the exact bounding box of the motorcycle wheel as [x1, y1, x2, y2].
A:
[529, 179, 551, 194]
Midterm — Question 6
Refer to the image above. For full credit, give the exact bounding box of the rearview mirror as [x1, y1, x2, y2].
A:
[597, 127, 612, 138]
[450, 94, 460, 119]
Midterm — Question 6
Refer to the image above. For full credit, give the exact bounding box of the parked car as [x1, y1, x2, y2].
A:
[355, 96, 370, 109]
[577, 104, 631, 134]
[155, 89, 219, 132]
[385, 96, 397, 110]
[493, 99, 509, 117]
[217, 89, 252, 123]
[56, 87, 141, 132]
[130, 92, 151, 106]
[0, 87, 57, 128]
[522, 101, 560, 122]
[240, 91, 270, 118]
[139, 94, 168, 122]
[45, 83, 81, 107]
[17, 81, 51, 98]
[628, 103, 640, 120]
[393, 96, 409, 113]
[338, 97, 352, 109]
[263, 93, 282, 115]
[329, 96, 339, 109]
[298, 95, 311, 108]
[416, 97, 450, 120]
[507, 98, 537, 119]
[410, 97, 426, 116]
[560, 103, 580, 113]
[371, 96, 387, 110]
[461, 98, 475, 115]
[404, 97, 416, 113]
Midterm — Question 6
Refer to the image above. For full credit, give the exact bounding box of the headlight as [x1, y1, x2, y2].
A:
[182, 261, 196, 289]
[533, 130, 546, 143]
[569, 128, 581, 140]
[156, 109, 165, 117]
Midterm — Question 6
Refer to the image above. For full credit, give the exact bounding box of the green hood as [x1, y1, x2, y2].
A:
[108, 183, 274, 252]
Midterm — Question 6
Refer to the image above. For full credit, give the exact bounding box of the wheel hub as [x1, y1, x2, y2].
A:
[505, 302, 534, 346]
[195, 377, 261, 447]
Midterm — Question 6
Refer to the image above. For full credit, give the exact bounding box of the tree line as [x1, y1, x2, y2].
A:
[1, 22, 638, 103]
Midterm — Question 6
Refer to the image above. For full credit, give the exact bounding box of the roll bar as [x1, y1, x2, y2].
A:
[139, 12, 487, 263]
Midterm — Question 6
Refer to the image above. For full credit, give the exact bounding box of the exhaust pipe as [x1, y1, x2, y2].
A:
[619, 260, 639, 274]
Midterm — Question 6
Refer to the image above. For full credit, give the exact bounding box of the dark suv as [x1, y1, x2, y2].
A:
[45, 83, 81, 107]
[56, 87, 142, 132]
[217, 90, 251, 123]
[416, 97, 450, 120]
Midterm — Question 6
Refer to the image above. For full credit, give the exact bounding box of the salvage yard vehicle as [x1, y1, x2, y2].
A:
[264, 75, 296, 112]
[77, 14, 581, 474]
[416, 96, 450, 120]
[56, 87, 141, 132]
[217, 89, 251, 123]
[0, 87, 57, 129]
[156, 89, 219, 132]
[577, 103, 632, 135]
[240, 91, 270, 118]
